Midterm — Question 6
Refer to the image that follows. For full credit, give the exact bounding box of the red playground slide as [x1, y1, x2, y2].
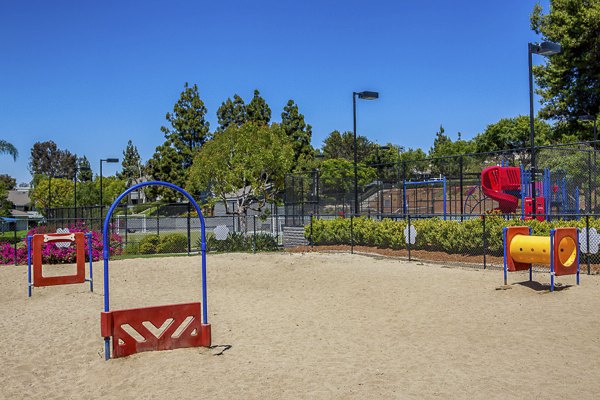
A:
[481, 166, 521, 213]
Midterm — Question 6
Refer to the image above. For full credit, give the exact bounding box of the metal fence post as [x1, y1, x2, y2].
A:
[459, 156, 464, 222]
[124, 204, 128, 250]
[253, 214, 256, 254]
[407, 214, 412, 261]
[156, 204, 160, 238]
[586, 214, 591, 275]
[187, 202, 191, 255]
[13, 222, 17, 266]
[350, 214, 354, 255]
[482, 213, 487, 269]
[310, 214, 314, 251]
[588, 151, 593, 213]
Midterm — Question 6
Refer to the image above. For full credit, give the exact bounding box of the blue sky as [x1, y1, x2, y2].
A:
[1, 0, 550, 184]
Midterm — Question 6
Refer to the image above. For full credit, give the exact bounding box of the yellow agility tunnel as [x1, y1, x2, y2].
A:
[503, 226, 580, 291]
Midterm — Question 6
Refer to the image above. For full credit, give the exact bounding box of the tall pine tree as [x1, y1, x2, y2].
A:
[246, 90, 271, 125]
[77, 156, 93, 182]
[281, 99, 314, 171]
[216, 94, 247, 131]
[148, 83, 210, 200]
[118, 140, 144, 187]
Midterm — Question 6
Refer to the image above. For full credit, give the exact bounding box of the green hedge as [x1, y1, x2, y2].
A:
[205, 232, 279, 252]
[305, 216, 594, 255]
[137, 233, 188, 254]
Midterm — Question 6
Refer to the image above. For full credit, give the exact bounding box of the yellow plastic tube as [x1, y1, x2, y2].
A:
[509, 234, 577, 266]
[510, 235, 551, 264]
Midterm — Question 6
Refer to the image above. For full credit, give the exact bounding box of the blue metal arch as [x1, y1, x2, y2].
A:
[101, 181, 208, 356]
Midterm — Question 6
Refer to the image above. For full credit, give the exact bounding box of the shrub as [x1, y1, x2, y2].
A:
[139, 235, 160, 254]
[305, 215, 594, 256]
[0, 222, 122, 265]
[205, 232, 279, 252]
[158, 233, 188, 253]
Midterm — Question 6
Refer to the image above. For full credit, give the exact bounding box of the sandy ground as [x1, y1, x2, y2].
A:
[1, 252, 599, 400]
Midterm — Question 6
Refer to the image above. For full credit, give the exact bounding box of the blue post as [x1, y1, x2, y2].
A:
[529, 227, 533, 282]
[576, 228, 580, 286]
[86, 233, 93, 292]
[544, 169, 550, 221]
[520, 165, 526, 219]
[101, 181, 209, 361]
[27, 235, 32, 297]
[550, 230, 555, 292]
[442, 176, 447, 221]
[503, 228, 508, 286]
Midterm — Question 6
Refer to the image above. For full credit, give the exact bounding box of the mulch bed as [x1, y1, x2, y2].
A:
[286, 245, 600, 274]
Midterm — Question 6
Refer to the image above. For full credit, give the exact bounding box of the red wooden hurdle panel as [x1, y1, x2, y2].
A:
[32, 232, 86, 287]
[101, 302, 211, 358]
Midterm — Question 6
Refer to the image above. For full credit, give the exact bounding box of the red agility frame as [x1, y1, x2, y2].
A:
[32, 232, 86, 287]
[101, 302, 211, 358]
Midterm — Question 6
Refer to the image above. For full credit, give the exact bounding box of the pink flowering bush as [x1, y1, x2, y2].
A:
[0, 242, 27, 265]
[0, 222, 122, 265]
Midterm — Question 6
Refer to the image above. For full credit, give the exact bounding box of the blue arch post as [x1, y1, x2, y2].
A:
[102, 181, 208, 360]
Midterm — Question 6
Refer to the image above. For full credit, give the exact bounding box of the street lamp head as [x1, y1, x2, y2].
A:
[531, 41, 561, 56]
[356, 91, 379, 100]
[578, 115, 595, 121]
[104, 158, 120, 163]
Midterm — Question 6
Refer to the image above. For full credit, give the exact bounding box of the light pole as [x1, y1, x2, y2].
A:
[353, 91, 379, 215]
[528, 41, 561, 216]
[100, 158, 119, 213]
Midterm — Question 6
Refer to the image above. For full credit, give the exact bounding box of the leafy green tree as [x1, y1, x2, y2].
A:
[322, 130, 374, 162]
[428, 125, 476, 177]
[0, 174, 15, 217]
[146, 141, 185, 202]
[281, 99, 314, 171]
[29, 141, 77, 178]
[217, 94, 247, 131]
[473, 116, 552, 162]
[30, 173, 123, 211]
[399, 148, 429, 180]
[30, 177, 74, 210]
[0, 175, 16, 190]
[187, 123, 293, 231]
[246, 90, 271, 125]
[363, 144, 404, 183]
[0, 140, 18, 161]
[318, 158, 376, 205]
[118, 140, 144, 187]
[531, 1, 600, 123]
[77, 156, 93, 182]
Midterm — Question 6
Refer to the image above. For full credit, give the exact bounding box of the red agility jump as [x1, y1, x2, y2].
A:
[100, 181, 211, 360]
[101, 303, 211, 358]
[27, 232, 93, 296]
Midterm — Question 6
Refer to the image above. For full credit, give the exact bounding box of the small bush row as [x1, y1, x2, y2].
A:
[205, 232, 279, 253]
[305, 216, 596, 255]
[135, 233, 189, 254]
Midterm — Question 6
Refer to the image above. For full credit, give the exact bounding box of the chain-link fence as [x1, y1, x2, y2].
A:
[285, 142, 600, 224]
[299, 211, 600, 275]
[40, 203, 288, 255]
